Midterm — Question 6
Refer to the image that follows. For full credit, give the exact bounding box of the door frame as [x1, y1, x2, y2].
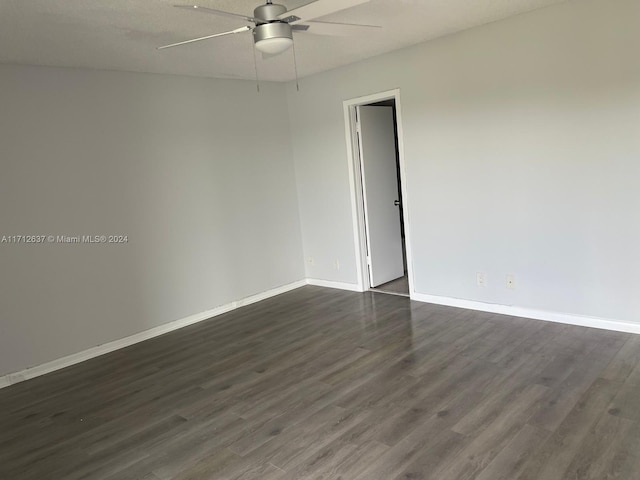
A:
[343, 89, 415, 297]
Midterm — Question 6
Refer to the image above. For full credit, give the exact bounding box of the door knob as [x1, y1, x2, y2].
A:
[394, 200, 400, 207]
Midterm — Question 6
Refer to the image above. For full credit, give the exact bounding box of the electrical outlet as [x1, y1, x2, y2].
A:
[334, 259, 340, 270]
[307, 256, 314, 266]
[477, 272, 487, 287]
[506, 274, 516, 289]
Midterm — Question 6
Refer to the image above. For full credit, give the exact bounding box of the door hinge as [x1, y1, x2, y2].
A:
[366, 255, 371, 265]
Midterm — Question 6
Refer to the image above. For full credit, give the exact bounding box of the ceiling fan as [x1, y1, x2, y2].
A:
[158, 0, 381, 56]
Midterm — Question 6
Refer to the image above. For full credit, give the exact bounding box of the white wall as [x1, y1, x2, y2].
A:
[288, 0, 640, 323]
[0, 65, 304, 376]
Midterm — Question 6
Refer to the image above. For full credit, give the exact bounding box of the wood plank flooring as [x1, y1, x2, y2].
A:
[372, 276, 409, 296]
[1, 286, 640, 479]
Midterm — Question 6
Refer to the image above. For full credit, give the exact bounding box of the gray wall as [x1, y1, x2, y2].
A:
[288, 0, 640, 323]
[1, 0, 638, 376]
[0, 65, 304, 375]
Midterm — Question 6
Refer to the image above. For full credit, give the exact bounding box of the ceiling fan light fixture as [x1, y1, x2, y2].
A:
[253, 22, 293, 55]
[255, 36, 293, 54]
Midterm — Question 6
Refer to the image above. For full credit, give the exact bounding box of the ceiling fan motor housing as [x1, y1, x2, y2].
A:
[252, 3, 292, 47]
[253, 3, 288, 23]
[253, 22, 292, 44]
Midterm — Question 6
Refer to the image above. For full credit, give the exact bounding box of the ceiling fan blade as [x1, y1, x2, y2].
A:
[279, 0, 371, 24]
[157, 26, 250, 50]
[295, 20, 381, 36]
[174, 5, 258, 23]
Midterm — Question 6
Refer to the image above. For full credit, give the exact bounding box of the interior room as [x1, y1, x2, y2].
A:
[1, 0, 639, 478]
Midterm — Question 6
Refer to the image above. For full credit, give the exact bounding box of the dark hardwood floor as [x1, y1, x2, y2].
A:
[1, 286, 640, 480]
[372, 275, 409, 296]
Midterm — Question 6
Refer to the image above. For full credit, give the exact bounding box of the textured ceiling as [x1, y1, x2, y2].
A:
[0, 0, 566, 82]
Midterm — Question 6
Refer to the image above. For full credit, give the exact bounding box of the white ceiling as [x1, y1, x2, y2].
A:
[0, 0, 566, 82]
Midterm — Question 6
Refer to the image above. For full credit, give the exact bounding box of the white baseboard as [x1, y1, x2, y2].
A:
[411, 292, 640, 335]
[0, 279, 307, 390]
[4, 280, 636, 391]
[306, 278, 364, 292]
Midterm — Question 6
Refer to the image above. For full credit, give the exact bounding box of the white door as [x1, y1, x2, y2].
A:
[357, 105, 405, 288]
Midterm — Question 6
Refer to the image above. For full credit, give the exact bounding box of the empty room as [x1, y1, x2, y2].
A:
[1, 0, 639, 478]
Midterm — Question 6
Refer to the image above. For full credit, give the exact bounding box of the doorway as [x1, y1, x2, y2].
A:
[344, 90, 413, 297]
